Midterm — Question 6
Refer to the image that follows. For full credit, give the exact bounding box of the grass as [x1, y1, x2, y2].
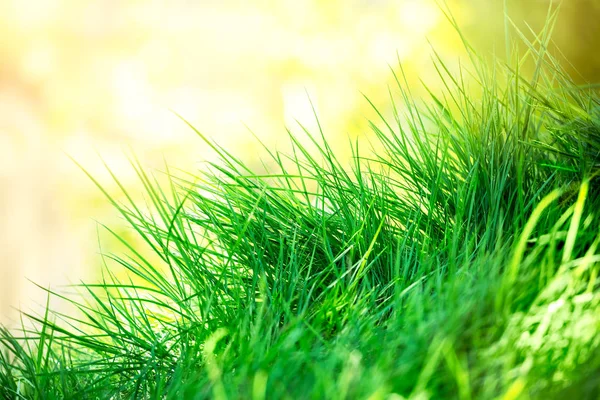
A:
[2, 7, 600, 399]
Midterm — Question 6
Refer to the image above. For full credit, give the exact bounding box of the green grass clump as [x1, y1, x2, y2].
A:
[2, 11, 600, 400]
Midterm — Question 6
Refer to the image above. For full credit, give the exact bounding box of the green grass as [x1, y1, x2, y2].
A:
[2, 8, 600, 399]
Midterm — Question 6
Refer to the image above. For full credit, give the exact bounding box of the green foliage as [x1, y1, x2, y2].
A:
[2, 10, 600, 399]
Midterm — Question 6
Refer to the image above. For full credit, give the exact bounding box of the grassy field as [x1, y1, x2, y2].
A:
[2, 10, 600, 399]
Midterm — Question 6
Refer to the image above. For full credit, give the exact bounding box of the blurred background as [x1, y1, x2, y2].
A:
[1, 0, 599, 325]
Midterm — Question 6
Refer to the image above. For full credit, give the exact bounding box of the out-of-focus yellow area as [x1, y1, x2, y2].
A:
[1, 0, 599, 325]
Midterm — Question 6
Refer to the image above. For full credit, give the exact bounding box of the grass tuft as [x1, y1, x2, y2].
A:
[2, 11, 600, 399]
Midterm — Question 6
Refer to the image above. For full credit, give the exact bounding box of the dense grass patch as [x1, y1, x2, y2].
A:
[2, 12, 600, 399]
